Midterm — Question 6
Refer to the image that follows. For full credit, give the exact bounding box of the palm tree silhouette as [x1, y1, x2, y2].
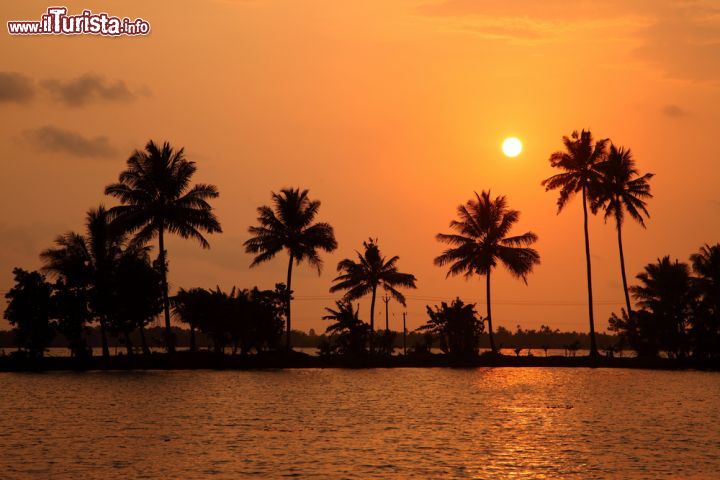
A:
[330, 238, 417, 339]
[593, 145, 654, 316]
[244, 188, 337, 350]
[105, 140, 222, 353]
[41, 206, 139, 359]
[434, 191, 539, 353]
[631, 256, 694, 358]
[541, 130, 608, 356]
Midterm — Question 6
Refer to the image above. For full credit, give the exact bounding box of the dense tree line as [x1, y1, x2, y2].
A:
[608, 245, 720, 359]
[3, 131, 718, 363]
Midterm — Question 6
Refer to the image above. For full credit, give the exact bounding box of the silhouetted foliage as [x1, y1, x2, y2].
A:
[434, 191, 539, 353]
[4, 268, 55, 358]
[690, 244, 720, 359]
[173, 284, 286, 355]
[609, 254, 712, 359]
[108, 252, 164, 356]
[40, 206, 127, 359]
[51, 278, 92, 358]
[320, 300, 370, 358]
[593, 144, 654, 316]
[105, 140, 222, 353]
[417, 298, 484, 359]
[542, 130, 608, 356]
[245, 188, 337, 350]
[173, 287, 210, 353]
[330, 238, 417, 339]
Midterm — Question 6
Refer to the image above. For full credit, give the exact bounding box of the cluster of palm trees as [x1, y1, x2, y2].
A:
[542, 130, 654, 356]
[8, 129, 717, 361]
[243, 189, 419, 352]
[609, 245, 720, 359]
[4, 141, 223, 359]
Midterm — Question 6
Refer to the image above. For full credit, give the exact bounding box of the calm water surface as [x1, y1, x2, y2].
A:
[1, 368, 719, 479]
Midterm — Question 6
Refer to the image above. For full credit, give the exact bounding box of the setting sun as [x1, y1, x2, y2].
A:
[502, 137, 523, 157]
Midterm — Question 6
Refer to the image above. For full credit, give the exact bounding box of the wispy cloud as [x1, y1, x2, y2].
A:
[633, 3, 720, 82]
[0, 72, 35, 104]
[662, 104, 687, 118]
[23, 126, 116, 159]
[40, 73, 149, 107]
[417, 0, 720, 80]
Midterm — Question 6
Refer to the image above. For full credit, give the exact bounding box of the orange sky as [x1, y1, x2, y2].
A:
[1, 0, 719, 333]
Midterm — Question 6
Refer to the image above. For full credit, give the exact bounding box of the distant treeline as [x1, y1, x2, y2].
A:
[0, 325, 619, 354]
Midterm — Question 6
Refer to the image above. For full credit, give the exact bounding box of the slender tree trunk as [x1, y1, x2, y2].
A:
[369, 286, 377, 332]
[486, 272, 497, 353]
[124, 332, 133, 356]
[581, 186, 598, 357]
[189, 324, 196, 353]
[158, 226, 175, 353]
[99, 316, 110, 359]
[369, 285, 377, 353]
[285, 254, 294, 350]
[139, 324, 150, 356]
[385, 296, 389, 332]
[616, 222, 633, 317]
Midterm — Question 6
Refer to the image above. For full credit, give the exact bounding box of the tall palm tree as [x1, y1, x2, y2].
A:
[330, 238, 417, 337]
[105, 140, 222, 353]
[244, 188, 337, 350]
[41, 206, 127, 359]
[541, 130, 608, 356]
[593, 145, 654, 316]
[434, 191, 539, 353]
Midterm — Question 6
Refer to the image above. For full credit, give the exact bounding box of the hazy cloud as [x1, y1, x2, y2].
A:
[633, 4, 720, 82]
[0, 72, 35, 104]
[41, 73, 146, 107]
[418, 0, 720, 80]
[662, 104, 686, 118]
[23, 126, 116, 158]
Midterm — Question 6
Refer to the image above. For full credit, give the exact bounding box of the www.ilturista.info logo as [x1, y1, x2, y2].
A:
[7, 7, 150, 36]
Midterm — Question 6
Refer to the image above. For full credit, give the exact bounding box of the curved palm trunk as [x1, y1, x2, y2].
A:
[616, 222, 633, 316]
[99, 316, 110, 359]
[581, 186, 598, 357]
[158, 226, 175, 353]
[486, 272, 497, 353]
[285, 253, 294, 350]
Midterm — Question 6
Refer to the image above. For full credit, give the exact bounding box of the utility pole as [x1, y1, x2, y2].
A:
[402, 311, 407, 356]
[383, 293, 390, 332]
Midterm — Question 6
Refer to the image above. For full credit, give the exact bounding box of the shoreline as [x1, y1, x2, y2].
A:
[2, 351, 718, 372]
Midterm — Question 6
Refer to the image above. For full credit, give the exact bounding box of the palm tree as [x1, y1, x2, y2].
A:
[322, 300, 369, 357]
[593, 145, 654, 316]
[631, 256, 694, 358]
[541, 130, 608, 356]
[434, 191, 539, 354]
[41, 206, 125, 359]
[690, 244, 720, 358]
[330, 238, 417, 341]
[104, 140, 222, 353]
[244, 188, 337, 350]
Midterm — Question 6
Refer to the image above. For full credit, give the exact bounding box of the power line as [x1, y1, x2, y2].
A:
[291, 294, 623, 306]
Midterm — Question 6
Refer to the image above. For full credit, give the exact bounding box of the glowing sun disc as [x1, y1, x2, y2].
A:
[502, 137, 523, 157]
